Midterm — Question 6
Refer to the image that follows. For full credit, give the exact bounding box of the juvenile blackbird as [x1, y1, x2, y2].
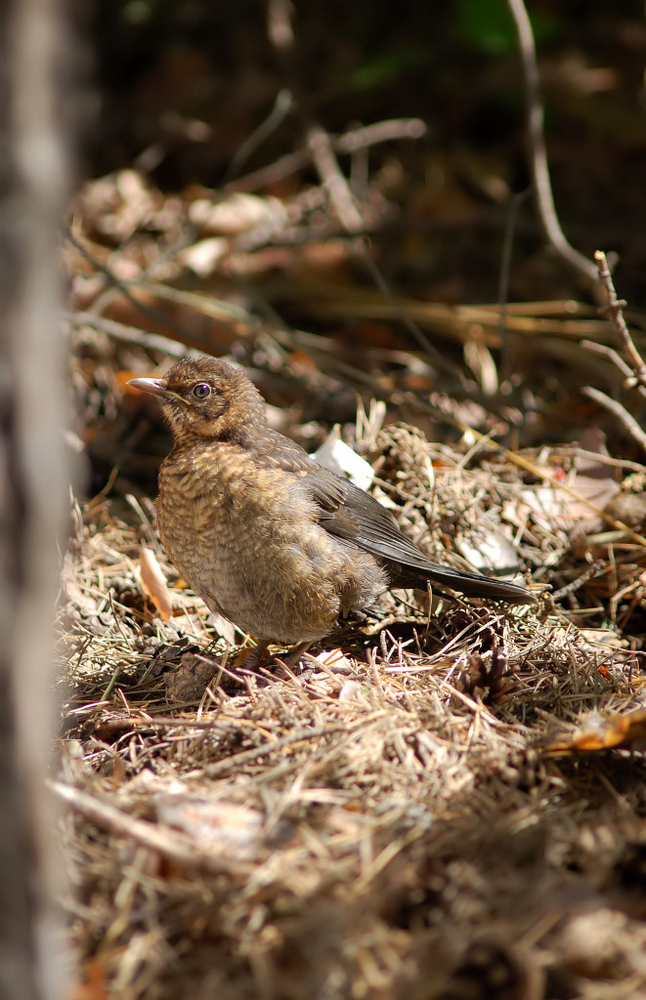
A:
[129, 358, 535, 647]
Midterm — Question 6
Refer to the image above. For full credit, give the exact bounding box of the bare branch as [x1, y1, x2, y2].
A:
[48, 780, 253, 879]
[581, 386, 646, 455]
[66, 311, 188, 357]
[594, 250, 646, 394]
[507, 0, 598, 285]
[223, 118, 426, 195]
[580, 339, 634, 381]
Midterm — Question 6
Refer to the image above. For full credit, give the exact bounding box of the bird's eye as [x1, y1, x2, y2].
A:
[192, 383, 211, 399]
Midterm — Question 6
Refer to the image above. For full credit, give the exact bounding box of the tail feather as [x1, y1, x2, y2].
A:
[390, 561, 537, 604]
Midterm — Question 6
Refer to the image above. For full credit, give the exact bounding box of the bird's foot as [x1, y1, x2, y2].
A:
[235, 639, 271, 671]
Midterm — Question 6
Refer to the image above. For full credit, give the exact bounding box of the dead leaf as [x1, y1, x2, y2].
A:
[312, 427, 375, 490]
[165, 652, 218, 703]
[156, 791, 264, 858]
[139, 546, 173, 621]
[189, 192, 287, 235]
[547, 710, 646, 753]
[177, 237, 228, 276]
[314, 648, 355, 671]
[522, 431, 620, 533]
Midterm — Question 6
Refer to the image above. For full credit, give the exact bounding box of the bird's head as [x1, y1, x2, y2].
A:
[128, 357, 267, 445]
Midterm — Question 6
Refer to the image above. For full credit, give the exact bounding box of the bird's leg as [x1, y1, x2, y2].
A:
[238, 639, 270, 670]
[278, 641, 313, 669]
[238, 640, 311, 672]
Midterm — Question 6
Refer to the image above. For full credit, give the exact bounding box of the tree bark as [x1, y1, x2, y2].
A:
[0, 0, 71, 996]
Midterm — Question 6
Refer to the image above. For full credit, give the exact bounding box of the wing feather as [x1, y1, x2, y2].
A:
[258, 433, 535, 603]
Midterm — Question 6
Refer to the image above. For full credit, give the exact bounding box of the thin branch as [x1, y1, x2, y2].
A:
[455, 422, 646, 546]
[580, 339, 634, 381]
[66, 311, 188, 357]
[306, 124, 365, 233]
[66, 230, 193, 341]
[506, 0, 598, 285]
[334, 117, 427, 153]
[550, 561, 607, 602]
[223, 146, 310, 194]
[594, 250, 646, 394]
[223, 88, 294, 184]
[223, 118, 426, 195]
[305, 124, 458, 378]
[580, 386, 646, 455]
[497, 187, 531, 377]
[48, 780, 253, 878]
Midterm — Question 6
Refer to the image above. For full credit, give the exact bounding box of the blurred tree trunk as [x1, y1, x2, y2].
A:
[0, 0, 71, 997]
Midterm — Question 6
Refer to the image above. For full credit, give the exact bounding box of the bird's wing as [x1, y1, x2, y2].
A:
[255, 431, 419, 561]
[258, 435, 535, 604]
[306, 464, 437, 568]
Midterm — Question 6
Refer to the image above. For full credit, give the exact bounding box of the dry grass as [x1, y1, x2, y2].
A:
[56, 419, 646, 1000]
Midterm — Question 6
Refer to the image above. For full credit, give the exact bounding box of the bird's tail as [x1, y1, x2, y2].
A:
[392, 562, 537, 604]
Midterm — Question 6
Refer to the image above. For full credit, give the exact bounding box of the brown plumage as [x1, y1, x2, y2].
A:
[129, 357, 535, 646]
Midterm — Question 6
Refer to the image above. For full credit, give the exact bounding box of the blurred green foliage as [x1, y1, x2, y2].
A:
[455, 0, 560, 54]
[346, 44, 435, 93]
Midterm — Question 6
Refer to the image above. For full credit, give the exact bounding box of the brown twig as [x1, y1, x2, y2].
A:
[305, 123, 458, 377]
[48, 779, 253, 877]
[580, 255, 646, 454]
[506, 0, 598, 286]
[580, 386, 646, 455]
[581, 339, 634, 381]
[456, 422, 646, 546]
[550, 561, 607, 602]
[224, 88, 294, 183]
[66, 311, 188, 357]
[223, 118, 426, 195]
[335, 117, 427, 153]
[66, 230, 193, 341]
[594, 250, 646, 394]
[498, 188, 531, 378]
[306, 124, 365, 234]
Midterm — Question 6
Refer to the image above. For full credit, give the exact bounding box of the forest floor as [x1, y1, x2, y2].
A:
[58, 8, 646, 997]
